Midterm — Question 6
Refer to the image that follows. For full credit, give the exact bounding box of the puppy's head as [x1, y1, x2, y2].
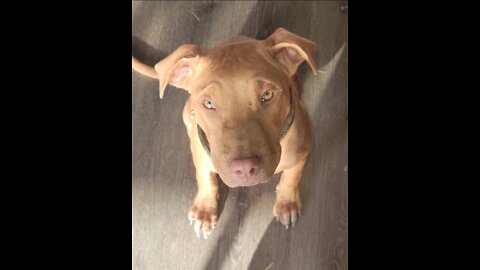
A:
[154, 28, 317, 187]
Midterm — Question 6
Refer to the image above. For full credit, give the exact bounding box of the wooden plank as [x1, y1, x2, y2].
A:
[132, 1, 348, 269]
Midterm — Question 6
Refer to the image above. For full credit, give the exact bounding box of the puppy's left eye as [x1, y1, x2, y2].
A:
[261, 90, 274, 102]
[203, 99, 216, 110]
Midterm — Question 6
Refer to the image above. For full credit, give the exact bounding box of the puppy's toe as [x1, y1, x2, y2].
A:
[201, 221, 213, 239]
[290, 207, 299, 226]
[194, 220, 202, 238]
[280, 208, 291, 227]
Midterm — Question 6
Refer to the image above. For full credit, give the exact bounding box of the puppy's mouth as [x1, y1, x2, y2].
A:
[217, 169, 272, 188]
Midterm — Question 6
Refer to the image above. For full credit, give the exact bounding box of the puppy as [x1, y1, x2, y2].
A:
[132, 28, 317, 239]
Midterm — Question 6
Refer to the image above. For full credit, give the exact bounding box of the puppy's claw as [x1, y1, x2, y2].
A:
[194, 221, 202, 238]
[291, 209, 298, 225]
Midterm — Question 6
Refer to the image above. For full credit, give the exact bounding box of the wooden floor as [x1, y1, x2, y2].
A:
[132, 1, 348, 269]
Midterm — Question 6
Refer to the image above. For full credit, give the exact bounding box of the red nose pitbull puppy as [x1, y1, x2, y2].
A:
[132, 28, 318, 239]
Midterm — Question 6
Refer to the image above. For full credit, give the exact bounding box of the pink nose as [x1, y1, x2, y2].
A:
[229, 157, 260, 179]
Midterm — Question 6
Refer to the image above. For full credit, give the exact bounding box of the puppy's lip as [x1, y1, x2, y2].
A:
[223, 179, 265, 188]
[217, 171, 272, 187]
[234, 177, 262, 187]
[241, 177, 270, 187]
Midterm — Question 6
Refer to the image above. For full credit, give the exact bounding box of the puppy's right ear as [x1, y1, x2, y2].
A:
[154, 44, 200, 99]
[266, 28, 318, 76]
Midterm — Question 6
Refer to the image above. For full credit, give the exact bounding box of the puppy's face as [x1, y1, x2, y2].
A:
[152, 28, 318, 187]
[190, 41, 292, 187]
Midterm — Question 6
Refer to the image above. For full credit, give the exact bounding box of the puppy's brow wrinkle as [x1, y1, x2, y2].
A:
[200, 80, 220, 90]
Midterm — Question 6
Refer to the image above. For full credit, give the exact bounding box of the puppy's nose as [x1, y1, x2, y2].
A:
[229, 157, 260, 178]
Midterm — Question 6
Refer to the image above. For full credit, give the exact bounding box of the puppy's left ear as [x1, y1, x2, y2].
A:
[267, 28, 318, 76]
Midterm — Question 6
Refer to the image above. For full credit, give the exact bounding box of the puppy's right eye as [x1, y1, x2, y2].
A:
[203, 99, 216, 110]
[261, 90, 274, 102]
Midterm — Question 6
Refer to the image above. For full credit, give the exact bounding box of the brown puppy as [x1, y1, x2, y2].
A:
[132, 28, 318, 239]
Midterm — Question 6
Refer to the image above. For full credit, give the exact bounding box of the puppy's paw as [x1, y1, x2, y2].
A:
[273, 186, 302, 229]
[188, 193, 218, 239]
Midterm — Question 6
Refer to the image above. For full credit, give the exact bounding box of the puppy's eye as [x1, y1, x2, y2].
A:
[261, 90, 274, 102]
[203, 99, 216, 110]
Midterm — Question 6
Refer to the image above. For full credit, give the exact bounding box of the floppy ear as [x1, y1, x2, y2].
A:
[154, 44, 200, 99]
[267, 28, 318, 76]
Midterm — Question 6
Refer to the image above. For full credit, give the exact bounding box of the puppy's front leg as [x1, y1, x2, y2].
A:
[274, 158, 307, 228]
[188, 166, 218, 239]
[187, 128, 219, 239]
